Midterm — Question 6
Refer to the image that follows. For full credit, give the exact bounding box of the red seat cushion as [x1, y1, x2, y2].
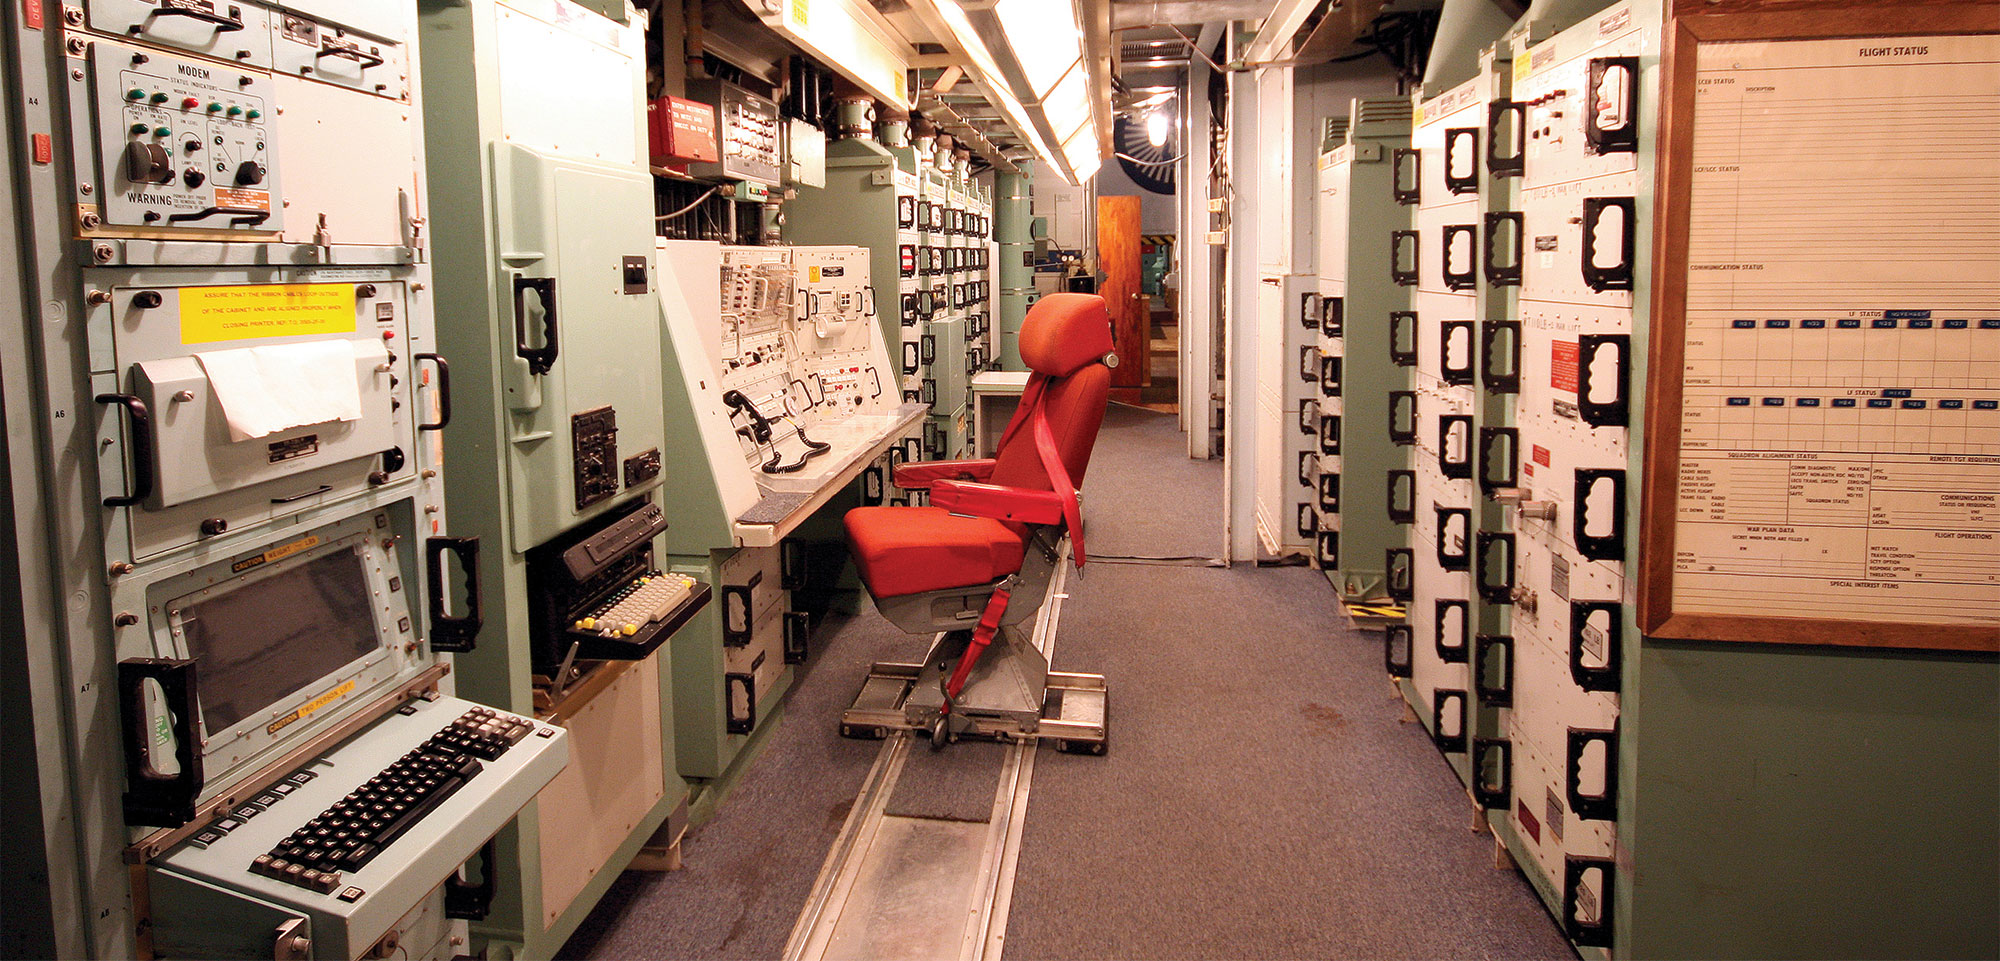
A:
[844, 506, 1028, 598]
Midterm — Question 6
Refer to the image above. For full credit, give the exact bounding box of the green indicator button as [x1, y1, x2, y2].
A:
[246, 109, 261, 120]
[126, 88, 146, 100]
[207, 102, 223, 112]
[154, 125, 172, 137]
[226, 105, 242, 117]
[130, 123, 149, 135]
[148, 92, 169, 104]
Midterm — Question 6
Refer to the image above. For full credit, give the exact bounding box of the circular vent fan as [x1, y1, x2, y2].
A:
[1114, 111, 1177, 195]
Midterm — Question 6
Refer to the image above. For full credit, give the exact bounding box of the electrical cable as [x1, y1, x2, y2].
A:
[656, 185, 720, 221]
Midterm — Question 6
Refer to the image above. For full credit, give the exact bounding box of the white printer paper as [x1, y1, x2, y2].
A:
[195, 340, 363, 442]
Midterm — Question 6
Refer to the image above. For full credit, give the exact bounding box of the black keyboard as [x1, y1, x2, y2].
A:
[250, 707, 534, 894]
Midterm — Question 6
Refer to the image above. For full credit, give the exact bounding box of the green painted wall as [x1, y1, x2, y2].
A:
[1624, 642, 1999, 959]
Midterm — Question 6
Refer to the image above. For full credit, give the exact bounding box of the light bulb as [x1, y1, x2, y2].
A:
[1145, 108, 1169, 148]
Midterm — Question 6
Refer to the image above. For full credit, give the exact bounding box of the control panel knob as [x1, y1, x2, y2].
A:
[183, 168, 206, 188]
[131, 290, 164, 309]
[122, 141, 173, 185]
[234, 160, 266, 186]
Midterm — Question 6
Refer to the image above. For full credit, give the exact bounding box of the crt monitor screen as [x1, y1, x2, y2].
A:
[177, 544, 381, 735]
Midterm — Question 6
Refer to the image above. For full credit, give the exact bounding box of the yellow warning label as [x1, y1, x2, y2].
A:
[232, 534, 322, 574]
[180, 283, 356, 345]
[1513, 51, 1530, 84]
[265, 678, 355, 736]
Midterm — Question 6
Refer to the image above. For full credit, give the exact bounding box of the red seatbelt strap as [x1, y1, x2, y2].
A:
[945, 581, 1012, 701]
[993, 373, 1046, 454]
[1031, 405, 1085, 567]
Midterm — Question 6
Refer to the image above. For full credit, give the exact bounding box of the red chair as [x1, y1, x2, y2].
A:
[841, 293, 1114, 751]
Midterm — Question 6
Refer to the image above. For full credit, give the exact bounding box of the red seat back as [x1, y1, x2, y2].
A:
[988, 294, 1114, 494]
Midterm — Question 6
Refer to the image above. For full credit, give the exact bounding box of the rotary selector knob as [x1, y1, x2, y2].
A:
[234, 160, 266, 186]
[122, 141, 173, 184]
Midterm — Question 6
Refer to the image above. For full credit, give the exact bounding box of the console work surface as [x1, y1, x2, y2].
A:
[561, 411, 1568, 960]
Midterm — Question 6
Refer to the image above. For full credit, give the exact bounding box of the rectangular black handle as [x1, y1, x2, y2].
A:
[1472, 737, 1511, 808]
[1441, 320, 1476, 386]
[426, 536, 483, 652]
[96, 392, 154, 508]
[1390, 311, 1418, 367]
[513, 276, 559, 375]
[1487, 100, 1525, 177]
[1475, 634, 1513, 707]
[1439, 415, 1473, 480]
[1483, 211, 1522, 286]
[1391, 147, 1421, 205]
[1432, 689, 1467, 753]
[1384, 624, 1413, 678]
[1385, 548, 1414, 602]
[1566, 725, 1619, 821]
[1390, 231, 1420, 286]
[1576, 334, 1631, 427]
[1569, 600, 1623, 693]
[1442, 224, 1478, 291]
[119, 657, 204, 827]
[1573, 468, 1627, 561]
[1387, 470, 1415, 524]
[1434, 598, 1469, 662]
[1436, 507, 1471, 572]
[725, 673, 756, 735]
[1476, 531, 1515, 603]
[1581, 197, 1636, 292]
[415, 353, 452, 430]
[784, 611, 811, 664]
[1481, 320, 1521, 394]
[1444, 127, 1479, 194]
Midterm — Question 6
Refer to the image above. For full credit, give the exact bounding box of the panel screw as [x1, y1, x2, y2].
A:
[91, 243, 114, 264]
[64, 37, 85, 56]
[80, 211, 101, 229]
[72, 69, 84, 80]
[79, 183, 93, 195]
[63, 7, 84, 26]
[86, 290, 111, 306]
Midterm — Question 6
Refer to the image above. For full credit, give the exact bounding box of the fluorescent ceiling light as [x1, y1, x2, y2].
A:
[925, 0, 1097, 184]
[1060, 122, 1101, 182]
[993, 0, 1082, 99]
[1040, 67, 1091, 142]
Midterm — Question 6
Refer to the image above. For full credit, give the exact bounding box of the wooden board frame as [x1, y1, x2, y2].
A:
[1639, 0, 2000, 652]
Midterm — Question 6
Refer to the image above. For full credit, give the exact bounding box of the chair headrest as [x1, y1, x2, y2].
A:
[1019, 293, 1116, 377]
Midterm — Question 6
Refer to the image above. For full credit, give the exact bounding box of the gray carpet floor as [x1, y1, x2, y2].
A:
[1001, 562, 1573, 960]
[560, 408, 1571, 961]
[559, 608, 911, 960]
[1082, 404, 1224, 560]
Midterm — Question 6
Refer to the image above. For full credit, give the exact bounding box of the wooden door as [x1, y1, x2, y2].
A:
[1096, 195, 1148, 390]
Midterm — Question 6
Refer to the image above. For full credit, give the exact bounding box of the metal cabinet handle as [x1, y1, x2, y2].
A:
[96, 392, 154, 508]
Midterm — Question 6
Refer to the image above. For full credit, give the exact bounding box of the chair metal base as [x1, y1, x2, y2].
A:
[839, 657, 1108, 754]
[842, 532, 1107, 754]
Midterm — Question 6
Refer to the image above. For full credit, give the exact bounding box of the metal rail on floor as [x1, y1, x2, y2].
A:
[782, 559, 1074, 961]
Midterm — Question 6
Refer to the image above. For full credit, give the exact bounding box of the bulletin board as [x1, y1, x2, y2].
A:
[1639, 0, 2000, 651]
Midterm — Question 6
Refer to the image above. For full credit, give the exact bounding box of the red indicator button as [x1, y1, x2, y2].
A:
[182, 97, 200, 110]
[381, 330, 395, 340]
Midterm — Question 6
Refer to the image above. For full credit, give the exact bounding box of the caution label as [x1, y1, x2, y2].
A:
[1551, 339, 1579, 393]
[212, 186, 272, 213]
[266, 678, 355, 736]
[230, 533, 322, 574]
[180, 283, 356, 345]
